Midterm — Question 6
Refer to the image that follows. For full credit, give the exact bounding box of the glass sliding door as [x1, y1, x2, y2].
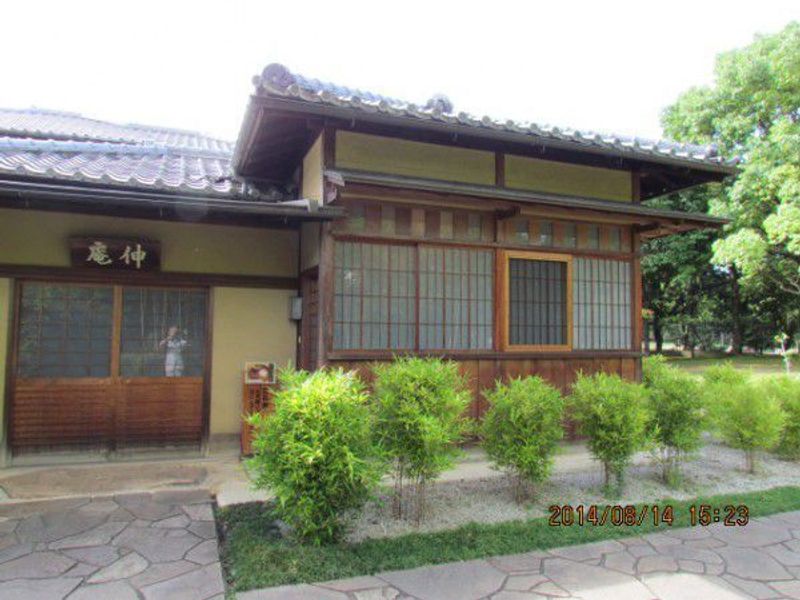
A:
[120, 288, 207, 378]
[11, 281, 208, 455]
[18, 283, 113, 379]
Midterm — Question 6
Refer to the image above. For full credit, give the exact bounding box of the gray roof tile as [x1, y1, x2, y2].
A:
[253, 63, 735, 171]
[0, 108, 236, 196]
[0, 108, 232, 153]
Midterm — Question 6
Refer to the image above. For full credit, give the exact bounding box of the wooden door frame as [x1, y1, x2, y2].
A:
[4, 278, 213, 458]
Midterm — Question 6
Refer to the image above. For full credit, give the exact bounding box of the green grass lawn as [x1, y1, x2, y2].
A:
[218, 486, 800, 592]
[666, 354, 793, 379]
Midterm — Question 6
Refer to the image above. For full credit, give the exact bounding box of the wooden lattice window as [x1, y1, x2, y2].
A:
[561, 223, 577, 248]
[333, 241, 416, 350]
[604, 226, 622, 252]
[572, 258, 632, 350]
[536, 221, 554, 246]
[580, 224, 600, 250]
[419, 247, 494, 350]
[500, 251, 573, 351]
[333, 241, 494, 352]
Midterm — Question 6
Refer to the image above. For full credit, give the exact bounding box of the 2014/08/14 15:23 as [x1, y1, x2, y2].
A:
[548, 504, 750, 527]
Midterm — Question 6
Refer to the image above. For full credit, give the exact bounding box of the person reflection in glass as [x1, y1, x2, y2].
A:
[159, 325, 188, 377]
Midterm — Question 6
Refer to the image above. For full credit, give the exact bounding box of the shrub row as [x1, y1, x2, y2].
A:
[249, 356, 800, 545]
[249, 358, 470, 544]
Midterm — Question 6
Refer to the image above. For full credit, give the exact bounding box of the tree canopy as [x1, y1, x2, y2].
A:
[662, 22, 800, 303]
[643, 22, 800, 352]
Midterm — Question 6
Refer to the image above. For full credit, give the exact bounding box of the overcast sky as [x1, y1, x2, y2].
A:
[2, 1, 798, 142]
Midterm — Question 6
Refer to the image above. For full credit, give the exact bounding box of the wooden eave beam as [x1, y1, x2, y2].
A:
[247, 96, 738, 178]
[330, 169, 728, 229]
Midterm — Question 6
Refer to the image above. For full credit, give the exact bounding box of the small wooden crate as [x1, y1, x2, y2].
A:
[241, 383, 274, 456]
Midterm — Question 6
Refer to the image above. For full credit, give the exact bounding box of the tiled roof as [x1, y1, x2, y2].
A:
[253, 63, 737, 172]
[0, 108, 236, 196]
[0, 108, 232, 154]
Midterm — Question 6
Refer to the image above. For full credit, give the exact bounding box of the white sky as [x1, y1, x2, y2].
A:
[2, 1, 798, 142]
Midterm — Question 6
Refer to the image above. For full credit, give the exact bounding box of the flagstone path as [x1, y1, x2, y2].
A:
[238, 511, 800, 600]
[0, 489, 224, 599]
[9, 491, 800, 599]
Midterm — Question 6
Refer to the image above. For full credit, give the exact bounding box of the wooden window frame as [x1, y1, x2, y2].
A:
[498, 250, 573, 353]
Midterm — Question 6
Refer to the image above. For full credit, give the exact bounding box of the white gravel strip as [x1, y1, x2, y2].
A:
[346, 441, 800, 542]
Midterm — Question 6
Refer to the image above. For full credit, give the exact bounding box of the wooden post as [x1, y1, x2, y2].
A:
[495, 152, 505, 188]
[632, 231, 644, 379]
[317, 222, 335, 368]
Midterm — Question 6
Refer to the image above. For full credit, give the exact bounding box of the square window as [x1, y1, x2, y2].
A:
[503, 252, 571, 349]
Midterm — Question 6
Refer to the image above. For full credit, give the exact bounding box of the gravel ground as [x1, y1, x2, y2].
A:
[347, 441, 800, 542]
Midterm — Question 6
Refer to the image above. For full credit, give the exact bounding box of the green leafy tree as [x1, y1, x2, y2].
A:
[481, 377, 565, 502]
[248, 368, 382, 545]
[642, 356, 706, 485]
[372, 357, 470, 523]
[663, 23, 800, 306]
[642, 189, 740, 355]
[569, 373, 650, 496]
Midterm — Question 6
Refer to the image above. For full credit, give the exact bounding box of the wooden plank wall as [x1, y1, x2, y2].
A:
[11, 379, 115, 452]
[328, 356, 639, 433]
[11, 378, 204, 454]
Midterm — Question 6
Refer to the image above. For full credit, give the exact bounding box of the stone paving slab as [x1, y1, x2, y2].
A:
[0, 490, 223, 599]
[236, 511, 800, 599]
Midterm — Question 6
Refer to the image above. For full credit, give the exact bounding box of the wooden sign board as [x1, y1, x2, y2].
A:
[70, 237, 161, 271]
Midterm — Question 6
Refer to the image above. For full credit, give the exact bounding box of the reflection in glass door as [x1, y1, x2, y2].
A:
[120, 288, 207, 378]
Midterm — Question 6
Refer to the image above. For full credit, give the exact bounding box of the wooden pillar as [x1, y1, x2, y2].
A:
[632, 231, 644, 380]
[316, 126, 337, 369]
[317, 222, 334, 368]
[495, 152, 505, 187]
[631, 176, 644, 375]
[631, 171, 642, 203]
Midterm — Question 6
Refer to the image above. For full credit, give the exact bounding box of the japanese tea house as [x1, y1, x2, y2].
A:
[0, 64, 735, 464]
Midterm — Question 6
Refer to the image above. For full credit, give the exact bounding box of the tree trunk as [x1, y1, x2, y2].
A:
[730, 267, 744, 355]
[393, 461, 405, 519]
[654, 315, 664, 354]
[745, 450, 756, 474]
[414, 477, 426, 526]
